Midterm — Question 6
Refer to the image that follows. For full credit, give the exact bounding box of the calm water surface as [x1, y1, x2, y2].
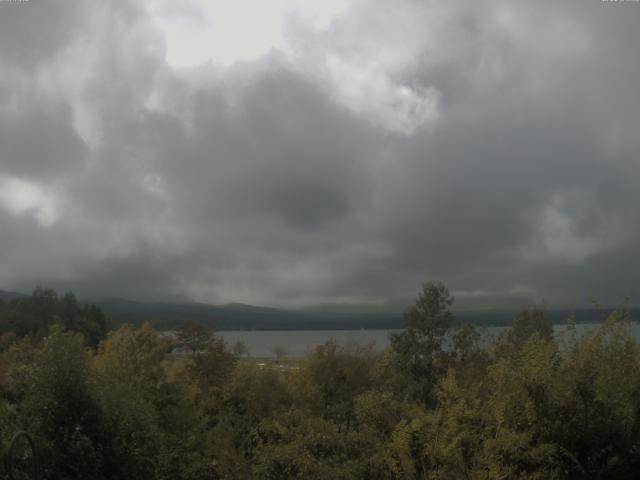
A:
[218, 323, 640, 358]
[218, 330, 400, 358]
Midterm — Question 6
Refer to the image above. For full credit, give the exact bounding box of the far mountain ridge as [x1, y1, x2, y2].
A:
[0, 290, 29, 301]
[85, 298, 640, 331]
[2, 288, 637, 331]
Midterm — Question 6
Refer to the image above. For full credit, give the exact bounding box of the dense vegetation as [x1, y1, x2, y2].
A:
[0, 287, 109, 348]
[0, 283, 639, 479]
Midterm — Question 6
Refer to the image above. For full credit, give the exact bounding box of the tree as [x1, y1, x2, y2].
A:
[60, 292, 109, 348]
[92, 323, 172, 478]
[211, 363, 291, 478]
[272, 346, 288, 363]
[232, 340, 250, 358]
[0, 288, 108, 347]
[4, 326, 108, 478]
[176, 321, 214, 356]
[189, 335, 237, 392]
[497, 306, 553, 355]
[390, 281, 454, 407]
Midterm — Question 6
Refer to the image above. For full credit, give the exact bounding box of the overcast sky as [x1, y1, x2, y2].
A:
[0, 0, 639, 308]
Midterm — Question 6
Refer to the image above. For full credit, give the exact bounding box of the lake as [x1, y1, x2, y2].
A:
[218, 329, 401, 358]
[218, 322, 640, 358]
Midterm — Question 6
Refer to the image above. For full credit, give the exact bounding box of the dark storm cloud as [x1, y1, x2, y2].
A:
[0, 0, 639, 307]
[167, 63, 378, 229]
[0, 87, 87, 180]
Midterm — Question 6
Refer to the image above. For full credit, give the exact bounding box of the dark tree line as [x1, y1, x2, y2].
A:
[0, 287, 109, 348]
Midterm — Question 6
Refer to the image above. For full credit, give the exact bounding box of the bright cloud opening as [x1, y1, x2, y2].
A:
[0, 176, 58, 227]
[147, 0, 350, 68]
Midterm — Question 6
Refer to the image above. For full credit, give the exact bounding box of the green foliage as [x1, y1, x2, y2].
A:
[0, 283, 638, 479]
[500, 306, 554, 351]
[185, 331, 237, 394]
[176, 321, 215, 355]
[390, 281, 454, 407]
[294, 340, 371, 428]
[272, 346, 288, 363]
[231, 340, 250, 358]
[0, 287, 109, 348]
[210, 363, 291, 479]
[254, 410, 388, 480]
[3, 326, 108, 479]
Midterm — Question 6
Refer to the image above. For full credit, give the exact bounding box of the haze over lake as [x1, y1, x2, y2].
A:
[218, 323, 640, 358]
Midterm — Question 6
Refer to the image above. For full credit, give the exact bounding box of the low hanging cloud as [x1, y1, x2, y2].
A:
[0, 0, 639, 308]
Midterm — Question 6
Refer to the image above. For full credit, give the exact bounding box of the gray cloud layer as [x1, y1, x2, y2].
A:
[0, 0, 639, 307]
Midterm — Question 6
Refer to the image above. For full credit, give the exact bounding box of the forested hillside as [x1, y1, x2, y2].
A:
[0, 287, 109, 348]
[93, 297, 632, 331]
[2, 289, 627, 332]
[0, 283, 638, 479]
